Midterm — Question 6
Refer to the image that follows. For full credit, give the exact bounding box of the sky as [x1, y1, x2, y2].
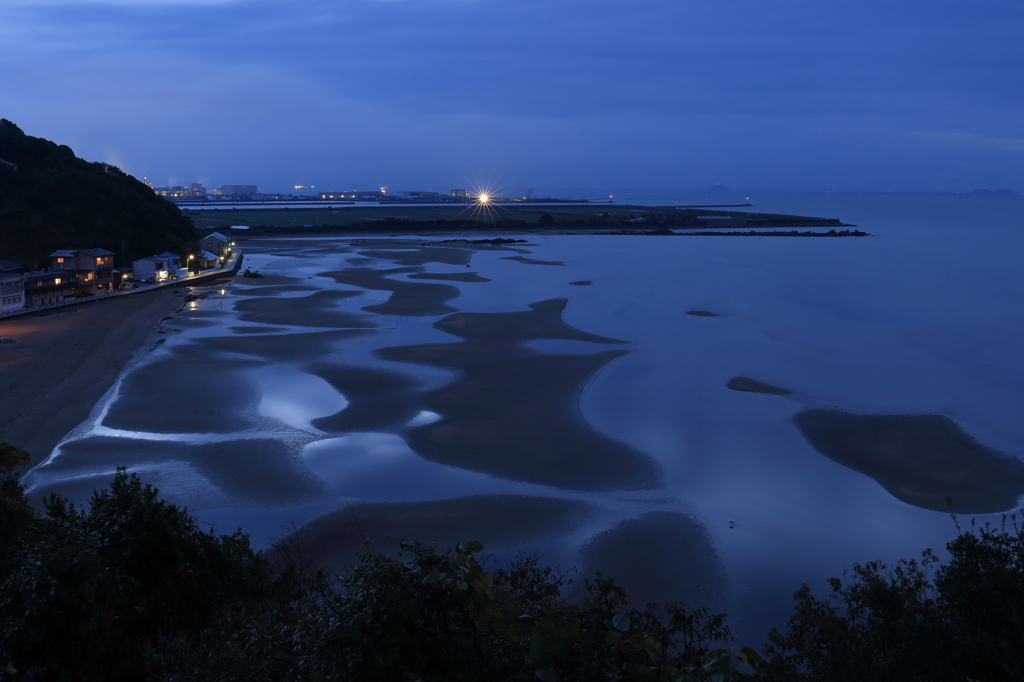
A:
[1, 0, 1022, 193]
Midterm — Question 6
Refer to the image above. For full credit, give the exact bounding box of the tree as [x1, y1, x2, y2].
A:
[761, 518, 1024, 682]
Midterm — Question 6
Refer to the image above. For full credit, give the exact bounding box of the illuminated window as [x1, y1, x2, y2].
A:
[57, 258, 64, 264]
[85, 272, 94, 281]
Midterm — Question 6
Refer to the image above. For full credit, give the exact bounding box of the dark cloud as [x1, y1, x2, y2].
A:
[3, 0, 1022, 190]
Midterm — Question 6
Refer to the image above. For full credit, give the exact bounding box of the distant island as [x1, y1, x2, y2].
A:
[970, 188, 1018, 196]
[705, 184, 731, 191]
[0, 119, 198, 269]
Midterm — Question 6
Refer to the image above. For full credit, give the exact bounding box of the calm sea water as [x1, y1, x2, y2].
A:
[27, 191, 1024, 644]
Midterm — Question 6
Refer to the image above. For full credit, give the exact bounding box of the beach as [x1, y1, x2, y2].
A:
[0, 289, 183, 464]
[16, 203, 1024, 644]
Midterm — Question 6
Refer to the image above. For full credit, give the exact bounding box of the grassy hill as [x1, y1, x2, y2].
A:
[0, 119, 199, 269]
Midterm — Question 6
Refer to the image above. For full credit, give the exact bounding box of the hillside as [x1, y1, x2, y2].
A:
[0, 119, 198, 269]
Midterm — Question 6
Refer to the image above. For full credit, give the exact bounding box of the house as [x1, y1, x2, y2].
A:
[50, 248, 116, 295]
[22, 271, 74, 307]
[194, 250, 221, 270]
[132, 255, 171, 282]
[200, 232, 230, 258]
[155, 251, 183, 275]
[0, 273, 25, 312]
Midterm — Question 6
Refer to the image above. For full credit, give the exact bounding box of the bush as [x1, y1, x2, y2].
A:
[0, 458, 755, 682]
[761, 517, 1024, 682]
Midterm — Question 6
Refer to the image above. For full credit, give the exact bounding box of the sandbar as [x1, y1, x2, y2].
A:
[319, 267, 461, 317]
[686, 310, 720, 317]
[195, 329, 375, 361]
[376, 300, 662, 491]
[581, 511, 730, 611]
[0, 289, 183, 464]
[230, 284, 320, 297]
[500, 255, 566, 266]
[35, 436, 324, 507]
[726, 377, 792, 396]
[407, 271, 492, 283]
[103, 349, 262, 434]
[277, 494, 593, 569]
[793, 409, 1024, 513]
[233, 289, 378, 328]
[306, 364, 423, 432]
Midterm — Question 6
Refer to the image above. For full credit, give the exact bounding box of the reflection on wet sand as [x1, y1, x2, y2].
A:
[377, 299, 663, 491]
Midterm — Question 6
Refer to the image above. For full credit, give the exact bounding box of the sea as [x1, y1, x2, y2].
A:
[25, 189, 1024, 645]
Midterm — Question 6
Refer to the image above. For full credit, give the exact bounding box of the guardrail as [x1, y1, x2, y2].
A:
[0, 253, 242, 321]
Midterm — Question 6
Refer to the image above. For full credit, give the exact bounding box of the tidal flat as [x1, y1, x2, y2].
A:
[24, 200, 1024, 644]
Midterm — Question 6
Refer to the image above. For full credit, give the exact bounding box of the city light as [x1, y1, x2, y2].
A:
[478, 194, 490, 203]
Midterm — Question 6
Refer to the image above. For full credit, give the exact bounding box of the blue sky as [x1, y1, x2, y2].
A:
[2, 0, 1021, 192]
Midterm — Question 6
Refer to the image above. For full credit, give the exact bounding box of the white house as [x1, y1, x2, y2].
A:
[200, 232, 230, 258]
[194, 250, 221, 270]
[132, 255, 172, 282]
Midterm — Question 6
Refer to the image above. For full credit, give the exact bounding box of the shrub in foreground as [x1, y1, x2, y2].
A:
[0, 449, 755, 682]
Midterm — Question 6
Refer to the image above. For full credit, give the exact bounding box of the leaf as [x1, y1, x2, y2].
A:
[612, 613, 631, 632]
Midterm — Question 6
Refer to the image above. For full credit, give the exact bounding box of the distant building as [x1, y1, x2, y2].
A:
[22, 271, 74, 307]
[187, 183, 206, 197]
[200, 232, 230, 257]
[50, 248, 116, 294]
[214, 185, 258, 197]
[451, 189, 469, 198]
[0, 272, 25, 312]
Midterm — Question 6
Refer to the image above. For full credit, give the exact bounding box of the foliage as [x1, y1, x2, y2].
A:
[761, 516, 1024, 682]
[0, 119, 198, 268]
[0, 466, 754, 682]
[11, 460, 1024, 682]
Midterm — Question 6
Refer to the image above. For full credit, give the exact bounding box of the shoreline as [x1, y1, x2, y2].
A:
[0, 288, 185, 466]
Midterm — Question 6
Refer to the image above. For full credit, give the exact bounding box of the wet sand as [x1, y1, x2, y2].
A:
[277, 495, 593, 569]
[408, 272, 492, 283]
[0, 289, 183, 463]
[501, 255, 566, 266]
[196, 329, 375, 361]
[307, 364, 423, 432]
[320, 267, 461, 317]
[233, 290, 378, 328]
[358, 243, 475, 267]
[103, 348, 262, 434]
[794, 409, 1024, 513]
[726, 377, 792, 396]
[35, 436, 324, 507]
[581, 511, 731, 611]
[377, 300, 663, 490]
